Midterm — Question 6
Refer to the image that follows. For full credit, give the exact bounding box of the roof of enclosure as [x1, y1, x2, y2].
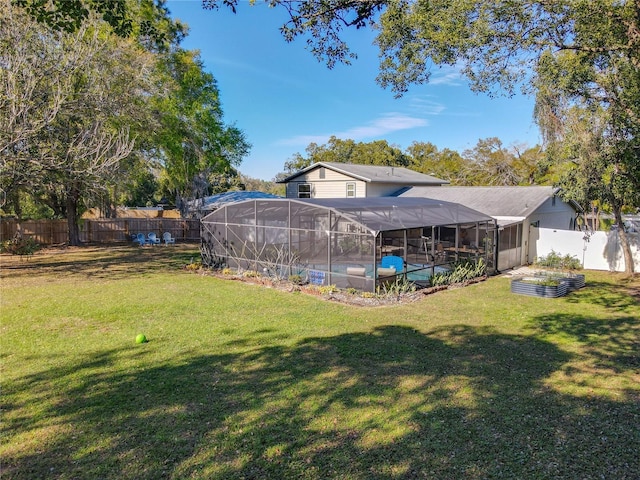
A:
[202, 197, 493, 236]
[198, 191, 281, 211]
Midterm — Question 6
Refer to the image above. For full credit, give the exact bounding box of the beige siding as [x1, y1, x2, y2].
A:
[286, 179, 405, 198]
[286, 179, 367, 198]
[296, 168, 353, 183]
[285, 165, 411, 198]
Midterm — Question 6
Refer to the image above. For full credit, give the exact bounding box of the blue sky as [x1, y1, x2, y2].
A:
[167, 0, 541, 181]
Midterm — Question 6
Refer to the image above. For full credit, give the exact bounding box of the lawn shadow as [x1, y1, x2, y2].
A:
[529, 312, 640, 373]
[4, 325, 639, 479]
[564, 279, 640, 312]
[0, 244, 199, 280]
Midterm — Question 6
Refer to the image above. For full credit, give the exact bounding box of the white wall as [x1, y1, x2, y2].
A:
[529, 226, 640, 272]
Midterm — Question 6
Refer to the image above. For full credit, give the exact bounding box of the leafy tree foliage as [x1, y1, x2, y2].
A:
[282, 136, 408, 175]
[406, 142, 468, 185]
[117, 162, 160, 208]
[2, 0, 251, 243]
[13, 0, 187, 51]
[462, 138, 528, 187]
[1, 4, 158, 244]
[532, 5, 640, 274]
[152, 49, 251, 215]
[240, 174, 285, 196]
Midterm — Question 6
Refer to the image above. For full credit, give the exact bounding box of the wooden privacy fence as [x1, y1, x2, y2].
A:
[1, 218, 201, 245]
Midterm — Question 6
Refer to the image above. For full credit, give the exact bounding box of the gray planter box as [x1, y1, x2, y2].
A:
[562, 273, 585, 291]
[511, 278, 568, 298]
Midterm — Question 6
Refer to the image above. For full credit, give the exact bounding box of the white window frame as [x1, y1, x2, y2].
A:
[298, 183, 311, 198]
[346, 182, 356, 198]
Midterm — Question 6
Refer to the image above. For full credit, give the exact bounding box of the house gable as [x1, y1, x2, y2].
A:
[280, 162, 448, 199]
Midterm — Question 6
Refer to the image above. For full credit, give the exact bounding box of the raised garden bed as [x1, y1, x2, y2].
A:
[511, 277, 568, 298]
[562, 273, 586, 291]
[511, 271, 585, 298]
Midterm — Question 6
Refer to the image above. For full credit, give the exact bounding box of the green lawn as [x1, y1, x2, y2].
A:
[1, 245, 639, 479]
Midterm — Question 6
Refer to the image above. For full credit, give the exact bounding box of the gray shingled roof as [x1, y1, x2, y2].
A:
[279, 162, 449, 186]
[397, 186, 570, 218]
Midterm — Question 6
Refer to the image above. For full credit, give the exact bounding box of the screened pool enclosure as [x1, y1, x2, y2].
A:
[201, 197, 496, 292]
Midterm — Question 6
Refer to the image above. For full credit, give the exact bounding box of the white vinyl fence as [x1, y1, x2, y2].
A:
[529, 226, 640, 272]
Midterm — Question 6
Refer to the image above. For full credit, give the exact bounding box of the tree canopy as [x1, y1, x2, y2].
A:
[1, 0, 251, 244]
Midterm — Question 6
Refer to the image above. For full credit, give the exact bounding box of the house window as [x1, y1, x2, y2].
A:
[298, 183, 311, 198]
[346, 182, 356, 198]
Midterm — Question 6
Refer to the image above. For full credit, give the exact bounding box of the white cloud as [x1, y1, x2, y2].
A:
[429, 64, 464, 86]
[408, 96, 446, 115]
[276, 113, 428, 147]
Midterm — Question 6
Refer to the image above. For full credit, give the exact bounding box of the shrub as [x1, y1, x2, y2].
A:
[535, 250, 582, 270]
[377, 277, 416, 296]
[185, 260, 202, 271]
[429, 258, 486, 287]
[519, 277, 561, 287]
[288, 274, 305, 285]
[318, 284, 338, 295]
[1, 237, 41, 257]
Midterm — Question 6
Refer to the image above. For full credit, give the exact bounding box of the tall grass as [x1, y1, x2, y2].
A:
[1, 246, 639, 479]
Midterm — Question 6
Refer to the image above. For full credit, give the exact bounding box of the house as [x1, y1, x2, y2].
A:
[278, 162, 449, 199]
[397, 186, 581, 270]
[279, 163, 582, 271]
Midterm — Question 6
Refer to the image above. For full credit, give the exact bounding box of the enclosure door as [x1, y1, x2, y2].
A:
[498, 223, 523, 271]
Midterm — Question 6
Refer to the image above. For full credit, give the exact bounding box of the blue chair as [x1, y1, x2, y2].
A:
[381, 255, 404, 272]
[147, 232, 161, 245]
[163, 232, 176, 245]
[134, 233, 147, 246]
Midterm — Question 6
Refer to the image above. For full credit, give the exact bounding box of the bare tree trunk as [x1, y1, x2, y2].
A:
[613, 206, 635, 276]
[66, 189, 81, 246]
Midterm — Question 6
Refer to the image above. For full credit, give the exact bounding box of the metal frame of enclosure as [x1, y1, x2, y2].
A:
[201, 198, 496, 292]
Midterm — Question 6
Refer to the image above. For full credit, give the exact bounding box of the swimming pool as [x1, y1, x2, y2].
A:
[305, 263, 449, 284]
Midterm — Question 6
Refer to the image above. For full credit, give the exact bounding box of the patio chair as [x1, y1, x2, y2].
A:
[377, 267, 396, 277]
[376, 266, 398, 289]
[163, 231, 176, 245]
[346, 267, 367, 289]
[435, 243, 447, 263]
[381, 255, 404, 272]
[133, 233, 147, 246]
[147, 232, 161, 245]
